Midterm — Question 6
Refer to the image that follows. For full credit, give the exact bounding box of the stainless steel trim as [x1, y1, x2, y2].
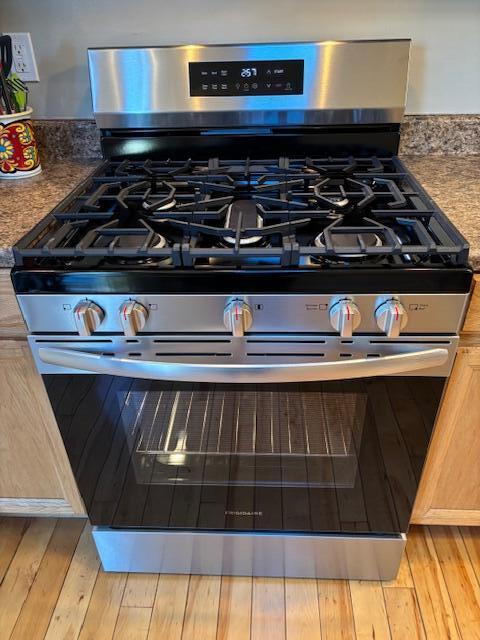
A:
[93, 108, 405, 130]
[38, 346, 448, 382]
[17, 293, 470, 336]
[92, 527, 406, 579]
[87, 40, 410, 129]
[28, 334, 459, 377]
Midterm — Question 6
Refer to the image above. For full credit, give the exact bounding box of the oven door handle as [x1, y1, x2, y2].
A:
[37, 346, 449, 383]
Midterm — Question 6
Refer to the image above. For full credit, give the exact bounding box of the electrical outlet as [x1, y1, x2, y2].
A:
[4, 32, 40, 82]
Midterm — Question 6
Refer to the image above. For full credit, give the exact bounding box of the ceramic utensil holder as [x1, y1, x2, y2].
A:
[0, 107, 41, 179]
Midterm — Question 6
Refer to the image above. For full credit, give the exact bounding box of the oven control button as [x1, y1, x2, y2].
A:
[375, 298, 408, 337]
[73, 300, 105, 336]
[223, 299, 253, 337]
[329, 298, 361, 337]
[119, 300, 148, 336]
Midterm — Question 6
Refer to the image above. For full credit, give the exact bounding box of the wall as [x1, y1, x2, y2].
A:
[0, 0, 479, 118]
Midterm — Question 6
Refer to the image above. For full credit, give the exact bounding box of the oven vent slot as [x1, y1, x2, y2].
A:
[153, 339, 231, 344]
[246, 339, 327, 344]
[369, 339, 452, 345]
[246, 353, 325, 357]
[34, 339, 113, 344]
[155, 352, 232, 357]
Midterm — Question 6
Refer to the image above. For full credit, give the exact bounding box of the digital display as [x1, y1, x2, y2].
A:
[189, 60, 304, 96]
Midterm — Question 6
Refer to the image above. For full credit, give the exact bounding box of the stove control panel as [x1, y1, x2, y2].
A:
[73, 300, 105, 336]
[375, 298, 408, 338]
[18, 293, 468, 337]
[119, 300, 149, 337]
[189, 59, 304, 96]
[329, 298, 361, 338]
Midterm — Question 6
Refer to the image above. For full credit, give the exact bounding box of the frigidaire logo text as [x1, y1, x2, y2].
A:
[225, 510, 263, 517]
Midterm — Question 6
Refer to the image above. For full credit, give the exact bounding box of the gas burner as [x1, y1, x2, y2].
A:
[222, 201, 264, 247]
[145, 199, 177, 212]
[104, 254, 171, 267]
[312, 178, 375, 213]
[91, 228, 168, 250]
[313, 230, 383, 261]
[116, 180, 177, 213]
[142, 196, 177, 213]
[96, 226, 170, 266]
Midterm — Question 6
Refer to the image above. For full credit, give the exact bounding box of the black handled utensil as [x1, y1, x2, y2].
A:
[0, 66, 14, 113]
[0, 35, 14, 113]
[0, 35, 13, 77]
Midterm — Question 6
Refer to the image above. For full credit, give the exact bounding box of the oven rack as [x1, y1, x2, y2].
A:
[129, 386, 364, 458]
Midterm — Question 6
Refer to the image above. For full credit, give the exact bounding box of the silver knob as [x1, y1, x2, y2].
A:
[329, 298, 361, 337]
[73, 300, 105, 336]
[375, 298, 408, 337]
[119, 300, 148, 336]
[223, 299, 253, 337]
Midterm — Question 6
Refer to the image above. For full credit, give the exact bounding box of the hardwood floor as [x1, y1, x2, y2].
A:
[0, 519, 479, 640]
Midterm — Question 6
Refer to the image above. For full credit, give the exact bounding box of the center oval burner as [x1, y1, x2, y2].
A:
[223, 200, 264, 247]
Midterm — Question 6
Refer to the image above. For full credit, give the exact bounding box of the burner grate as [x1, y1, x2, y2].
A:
[13, 155, 470, 268]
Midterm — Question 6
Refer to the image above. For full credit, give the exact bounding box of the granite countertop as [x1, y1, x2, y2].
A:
[403, 157, 480, 270]
[0, 159, 98, 267]
[0, 156, 479, 269]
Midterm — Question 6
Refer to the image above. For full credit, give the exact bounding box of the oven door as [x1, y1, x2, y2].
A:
[33, 335, 455, 536]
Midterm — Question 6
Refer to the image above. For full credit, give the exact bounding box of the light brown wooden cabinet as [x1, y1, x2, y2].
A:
[412, 346, 480, 525]
[0, 270, 27, 338]
[412, 275, 480, 525]
[0, 272, 84, 516]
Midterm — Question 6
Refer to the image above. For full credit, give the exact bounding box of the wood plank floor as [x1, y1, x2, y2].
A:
[0, 518, 479, 640]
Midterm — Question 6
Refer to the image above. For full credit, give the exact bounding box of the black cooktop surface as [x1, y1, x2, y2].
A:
[14, 155, 469, 271]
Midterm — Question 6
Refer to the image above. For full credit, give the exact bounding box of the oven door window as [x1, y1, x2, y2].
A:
[44, 376, 444, 534]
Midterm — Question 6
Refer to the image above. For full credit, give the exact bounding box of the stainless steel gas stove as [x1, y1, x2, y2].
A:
[12, 40, 473, 580]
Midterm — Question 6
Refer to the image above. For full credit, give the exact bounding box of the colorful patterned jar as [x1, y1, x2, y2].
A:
[0, 107, 41, 179]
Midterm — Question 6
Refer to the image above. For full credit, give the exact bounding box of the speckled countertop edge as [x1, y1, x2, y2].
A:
[0, 155, 479, 270]
[0, 159, 99, 267]
[402, 156, 480, 271]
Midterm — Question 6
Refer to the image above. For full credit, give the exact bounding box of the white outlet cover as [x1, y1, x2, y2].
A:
[4, 32, 40, 82]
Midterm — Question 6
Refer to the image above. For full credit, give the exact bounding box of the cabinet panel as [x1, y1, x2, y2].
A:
[462, 275, 480, 333]
[0, 271, 26, 338]
[0, 339, 84, 515]
[412, 347, 480, 525]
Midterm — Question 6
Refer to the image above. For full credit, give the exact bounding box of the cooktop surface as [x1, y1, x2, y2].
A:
[14, 155, 469, 271]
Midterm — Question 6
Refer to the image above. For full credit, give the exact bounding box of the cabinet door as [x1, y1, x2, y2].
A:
[0, 339, 85, 516]
[0, 271, 27, 338]
[412, 347, 480, 525]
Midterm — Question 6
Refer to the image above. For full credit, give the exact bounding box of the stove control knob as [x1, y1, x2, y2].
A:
[375, 298, 408, 337]
[223, 299, 253, 337]
[73, 300, 105, 336]
[119, 300, 148, 336]
[329, 298, 361, 337]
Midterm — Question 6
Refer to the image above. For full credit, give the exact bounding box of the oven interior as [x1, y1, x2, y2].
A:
[125, 382, 366, 488]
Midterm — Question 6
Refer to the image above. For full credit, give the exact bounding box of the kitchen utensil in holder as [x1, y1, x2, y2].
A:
[0, 107, 41, 179]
